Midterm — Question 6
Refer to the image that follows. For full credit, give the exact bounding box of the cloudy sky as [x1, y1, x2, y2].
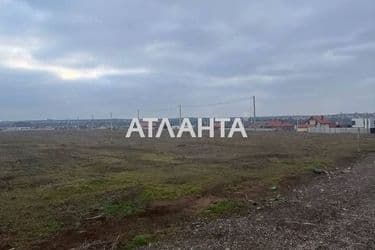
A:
[0, 0, 374, 120]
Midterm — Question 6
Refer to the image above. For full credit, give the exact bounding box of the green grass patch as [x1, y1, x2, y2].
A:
[142, 184, 202, 200]
[45, 216, 63, 233]
[126, 234, 154, 249]
[102, 200, 144, 217]
[202, 200, 244, 216]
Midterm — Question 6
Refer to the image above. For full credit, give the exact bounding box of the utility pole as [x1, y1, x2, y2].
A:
[357, 127, 361, 153]
[137, 109, 140, 119]
[253, 96, 256, 130]
[110, 112, 113, 131]
[296, 117, 299, 132]
[179, 104, 182, 126]
[91, 114, 94, 130]
[110, 112, 113, 144]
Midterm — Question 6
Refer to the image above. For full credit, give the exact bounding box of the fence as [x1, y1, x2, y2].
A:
[308, 127, 371, 134]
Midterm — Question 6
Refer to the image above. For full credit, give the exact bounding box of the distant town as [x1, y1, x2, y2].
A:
[1, 112, 374, 134]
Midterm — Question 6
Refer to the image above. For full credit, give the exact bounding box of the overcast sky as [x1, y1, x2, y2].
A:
[0, 0, 374, 120]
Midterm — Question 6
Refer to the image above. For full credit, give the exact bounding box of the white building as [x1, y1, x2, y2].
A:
[352, 118, 375, 129]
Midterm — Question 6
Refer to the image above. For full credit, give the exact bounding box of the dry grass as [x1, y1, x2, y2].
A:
[0, 130, 374, 248]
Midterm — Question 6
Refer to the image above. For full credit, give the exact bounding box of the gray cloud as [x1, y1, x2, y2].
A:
[0, 0, 374, 120]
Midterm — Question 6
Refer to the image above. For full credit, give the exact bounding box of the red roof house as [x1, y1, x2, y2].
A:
[263, 119, 294, 131]
[304, 116, 335, 128]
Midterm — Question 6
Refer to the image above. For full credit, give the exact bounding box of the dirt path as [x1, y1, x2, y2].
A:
[146, 154, 375, 249]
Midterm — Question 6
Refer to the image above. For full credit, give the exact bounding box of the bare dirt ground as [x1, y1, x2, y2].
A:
[147, 154, 375, 250]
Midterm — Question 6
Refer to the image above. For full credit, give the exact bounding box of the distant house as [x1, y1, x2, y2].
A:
[305, 116, 334, 127]
[297, 116, 335, 132]
[352, 118, 375, 134]
[263, 119, 294, 131]
[296, 124, 309, 132]
[352, 118, 375, 129]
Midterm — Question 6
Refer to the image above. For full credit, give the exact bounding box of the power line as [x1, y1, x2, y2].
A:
[183, 97, 249, 108]
[135, 96, 252, 117]
[137, 97, 248, 114]
[253, 95, 256, 130]
[110, 112, 113, 131]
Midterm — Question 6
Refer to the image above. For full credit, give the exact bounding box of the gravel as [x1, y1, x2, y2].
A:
[144, 154, 375, 249]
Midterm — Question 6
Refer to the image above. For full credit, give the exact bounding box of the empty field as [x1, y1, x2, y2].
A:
[0, 130, 374, 249]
